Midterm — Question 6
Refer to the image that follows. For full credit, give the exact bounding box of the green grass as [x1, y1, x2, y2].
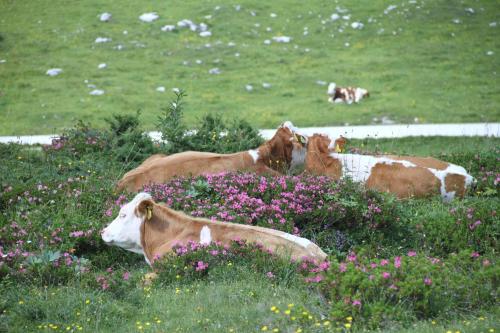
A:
[0, 135, 498, 332]
[0, 0, 499, 135]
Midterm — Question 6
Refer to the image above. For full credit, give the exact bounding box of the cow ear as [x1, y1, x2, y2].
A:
[136, 199, 154, 219]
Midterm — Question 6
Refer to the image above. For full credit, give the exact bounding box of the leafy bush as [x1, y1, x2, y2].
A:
[301, 250, 498, 329]
[157, 91, 263, 154]
[153, 239, 300, 287]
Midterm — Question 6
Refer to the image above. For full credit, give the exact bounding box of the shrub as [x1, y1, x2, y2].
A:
[152, 239, 300, 287]
[301, 250, 498, 329]
[156, 91, 263, 154]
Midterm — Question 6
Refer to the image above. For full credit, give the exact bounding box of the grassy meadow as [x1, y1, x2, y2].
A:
[0, 0, 499, 135]
[0, 112, 498, 332]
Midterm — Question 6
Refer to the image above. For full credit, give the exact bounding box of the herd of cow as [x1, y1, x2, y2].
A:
[102, 122, 473, 265]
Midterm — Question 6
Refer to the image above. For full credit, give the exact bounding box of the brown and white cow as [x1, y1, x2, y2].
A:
[327, 82, 370, 104]
[304, 134, 473, 201]
[101, 193, 327, 264]
[116, 122, 307, 192]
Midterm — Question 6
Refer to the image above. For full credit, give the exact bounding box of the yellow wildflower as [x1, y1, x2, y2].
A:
[261, 326, 268, 331]
[345, 323, 351, 329]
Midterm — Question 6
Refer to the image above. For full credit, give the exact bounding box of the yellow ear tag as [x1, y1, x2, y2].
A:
[335, 144, 342, 153]
[146, 207, 152, 220]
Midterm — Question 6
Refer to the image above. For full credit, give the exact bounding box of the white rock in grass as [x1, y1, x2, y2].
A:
[262, 82, 271, 89]
[100, 13, 112, 22]
[465, 8, 474, 14]
[351, 22, 364, 29]
[331, 13, 340, 21]
[208, 67, 221, 75]
[195, 59, 203, 64]
[227, 41, 236, 47]
[316, 80, 327, 86]
[336, 6, 348, 14]
[89, 89, 104, 96]
[123, 30, 128, 35]
[156, 86, 166, 92]
[272, 36, 291, 43]
[452, 18, 461, 24]
[486, 51, 494, 56]
[270, 13, 277, 18]
[199, 31, 212, 37]
[46, 68, 63, 76]
[245, 84, 253, 92]
[98, 63, 107, 69]
[263, 39, 271, 45]
[344, 42, 350, 47]
[199, 23, 208, 32]
[0, 59, 6, 64]
[161, 25, 176, 32]
[384, 5, 397, 14]
[235, 5, 241, 11]
[342, 15, 351, 20]
[139, 12, 159, 22]
[489, 22, 497, 27]
[95, 37, 111, 43]
[234, 52, 240, 57]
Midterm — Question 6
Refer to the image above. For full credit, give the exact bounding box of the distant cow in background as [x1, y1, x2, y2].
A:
[116, 122, 307, 192]
[327, 82, 369, 104]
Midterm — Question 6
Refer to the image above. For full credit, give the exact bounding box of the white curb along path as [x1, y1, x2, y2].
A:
[0, 123, 498, 145]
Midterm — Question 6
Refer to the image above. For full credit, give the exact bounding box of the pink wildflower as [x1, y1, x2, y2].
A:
[407, 250, 417, 257]
[394, 256, 401, 268]
[347, 252, 357, 262]
[382, 272, 391, 279]
[370, 262, 378, 269]
[195, 261, 209, 272]
[339, 263, 347, 272]
[380, 259, 389, 266]
[482, 259, 491, 267]
[424, 277, 432, 286]
[122, 271, 130, 281]
[471, 252, 480, 258]
[266, 271, 275, 279]
[352, 300, 362, 306]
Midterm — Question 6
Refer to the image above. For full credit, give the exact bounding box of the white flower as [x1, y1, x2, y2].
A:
[156, 86, 166, 92]
[199, 31, 212, 37]
[98, 63, 107, 69]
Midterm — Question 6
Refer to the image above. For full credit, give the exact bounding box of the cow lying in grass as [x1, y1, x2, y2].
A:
[327, 82, 370, 104]
[116, 122, 307, 192]
[304, 134, 473, 201]
[101, 193, 327, 264]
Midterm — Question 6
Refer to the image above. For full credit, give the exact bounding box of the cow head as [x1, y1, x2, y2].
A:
[264, 121, 307, 171]
[307, 134, 347, 154]
[355, 88, 370, 101]
[101, 192, 153, 254]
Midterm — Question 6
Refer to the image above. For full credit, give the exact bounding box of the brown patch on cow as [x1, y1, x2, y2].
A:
[387, 155, 449, 170]
[304, 134, 343, 179]
[366, 163, 441, 198]
[444, 174, 466, 198]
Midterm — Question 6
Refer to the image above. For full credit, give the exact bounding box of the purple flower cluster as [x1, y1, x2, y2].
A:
[142, 173, 349, 234]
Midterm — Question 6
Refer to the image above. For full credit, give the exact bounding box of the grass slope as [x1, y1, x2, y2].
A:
[0, 0, 499, 134]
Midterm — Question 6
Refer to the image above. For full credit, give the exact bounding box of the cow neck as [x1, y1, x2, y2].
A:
[305, 137, 343, 179]
[256, 137, 289, 170]
[140, 204, 186, 263]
